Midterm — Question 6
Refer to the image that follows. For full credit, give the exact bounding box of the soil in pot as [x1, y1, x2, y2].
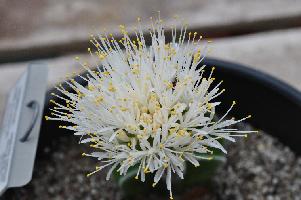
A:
[2, 123, 301, 200]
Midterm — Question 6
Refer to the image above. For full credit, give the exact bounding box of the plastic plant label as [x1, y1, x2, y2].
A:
[0, 63, 48, 195]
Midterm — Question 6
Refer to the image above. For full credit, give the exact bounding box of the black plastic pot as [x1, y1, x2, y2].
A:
[3, 58, 301, 199]
[202, 58, 301, 155]
[40, 57, 301, 156]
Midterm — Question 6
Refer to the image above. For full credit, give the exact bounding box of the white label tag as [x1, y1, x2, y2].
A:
[0, 72, 27, 194]
[0, 64, 48, 196]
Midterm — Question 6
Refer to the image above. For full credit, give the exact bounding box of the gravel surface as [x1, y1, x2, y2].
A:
[3, 124, 301, 200]
[213, 124, 301, 200]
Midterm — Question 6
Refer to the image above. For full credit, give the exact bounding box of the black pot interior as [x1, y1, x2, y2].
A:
[40, 58, 301, 155]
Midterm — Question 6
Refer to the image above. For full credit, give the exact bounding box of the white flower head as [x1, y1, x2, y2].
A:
[47, 14, 255, 199]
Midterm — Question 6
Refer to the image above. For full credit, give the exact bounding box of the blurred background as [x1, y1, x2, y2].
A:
[1, 1, 301, 199]
[0, 0, 301, 119]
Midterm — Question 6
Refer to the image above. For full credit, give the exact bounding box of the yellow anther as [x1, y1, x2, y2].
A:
[141, 106, 148, 113]
[168, 128, 177, 134]
[233, 101, 236, 105]
[143, 167, 150, 173]
[88, 84, 95, 91]
[207, 103, 213, 110]
[98, 54, 106, 60]
[86, 171, 96, 177]
[170, 110, 176, 115]
[94, 96, 104, 104]
[177, 130, 186, 136]
[75, 56, 80, 60]
[165, 81, 173, 89]
[135, 176, 139, 180]
[120, 107, 128, 112]
[197, 135, 203, 140]
[131, 68, 140, 75]
[108, 83, 116, 92]
[179, 153, 184, 160]
[103, 71, 110, 76]
[45, 116, 49, 120]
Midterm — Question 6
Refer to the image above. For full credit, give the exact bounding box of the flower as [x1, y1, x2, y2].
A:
[46, 14, 255, 199]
